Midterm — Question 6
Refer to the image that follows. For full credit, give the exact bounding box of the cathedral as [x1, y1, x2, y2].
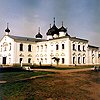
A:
[0, 19, 99, 67]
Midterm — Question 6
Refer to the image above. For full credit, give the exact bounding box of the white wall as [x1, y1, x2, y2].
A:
[70, 39, 88, 65]
[0, 35, 15, 65]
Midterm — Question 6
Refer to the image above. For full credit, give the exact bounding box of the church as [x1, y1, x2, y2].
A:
[0, 19, 99, 67]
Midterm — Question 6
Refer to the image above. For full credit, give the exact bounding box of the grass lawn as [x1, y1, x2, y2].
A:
[0, 67, 54, 82]
[0, 67, 100, 100]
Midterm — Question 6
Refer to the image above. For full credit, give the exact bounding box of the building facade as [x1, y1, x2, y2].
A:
[0, 20, 99, 67]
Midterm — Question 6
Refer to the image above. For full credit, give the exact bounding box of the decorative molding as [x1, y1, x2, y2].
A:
[19, 53, 24, 57]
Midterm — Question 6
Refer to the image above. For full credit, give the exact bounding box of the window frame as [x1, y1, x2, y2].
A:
[20, 58, 23, 63]
[78, 57, 81, 64]
[20, 44, 23, 51]
[28, 44, 32, 52]
[83, 57, 85, 64]
[78, 45, 81, 51]
[73, 44, 76, 51]
[62, 58, 65, 64]
[62, 44, 64, 49]
[73, 57, 75, 64]
[28, 58, 31, 63]
[56, 44, 59, 50]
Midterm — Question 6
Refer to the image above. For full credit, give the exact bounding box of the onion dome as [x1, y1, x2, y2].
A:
[50, 18, 59, 36]
[46, 24, 52, 35]
[5, 23, 10, 33]
[35, 27, 43, 39]
[59, 21, 67, 32]
[46, 18, 59, 36]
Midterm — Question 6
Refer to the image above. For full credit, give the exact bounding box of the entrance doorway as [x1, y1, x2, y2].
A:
[2, 57, 6, 64]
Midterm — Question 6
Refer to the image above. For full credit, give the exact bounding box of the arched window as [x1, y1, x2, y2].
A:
[45, 44, 47, 51]
[78, 57, 81, 64]
[41, 58, 43, 63]
[83, 45, 85, 51]
[73, 44, 76, 50]
[20, 44, 23, 51]
[19, 58, 23, 63]
[56, 44, 59, 50]
[37, 46, 39, 52]
[62, 58, 65, 64]
[78, 45, 81, 51]
[62, 44, 64, 49]
[41, 45, 43, 52]
[28, 44, 31, 52]
[83, 57, 85, 64]
[37, 58, 39, 62]
[28, 58, 31, 63]
[73, 57, 75, 64]
[1, 45, 2, 52]
[45, 58, 47, 63]
[9, 43, 11, 51]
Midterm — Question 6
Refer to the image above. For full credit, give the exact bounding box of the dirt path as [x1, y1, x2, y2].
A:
[31, 68, 92, 73]
[0, 68, 92, 84]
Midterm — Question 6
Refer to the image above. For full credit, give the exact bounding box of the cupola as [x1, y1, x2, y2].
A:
[5, 23, 10, 35]
[59, 21, 67, 32]
[46, 24, 53, 40]
[35, 27, 43, 39]
[59, 21, 69, 37]
[51, 18, 59, 38]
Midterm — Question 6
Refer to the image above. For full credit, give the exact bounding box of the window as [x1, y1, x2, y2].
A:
[62, 44, 64, 49]
[28, 58, 31, 63]
[92, 57, 94, 64]
[4, 46, 7, 51]
[78, 45, 81, 51]
[9, 43, 11, 51]
[28, 45, 31, 52]
[73, 57, 75, 64]
[56, 44, 59, 50]
[41, 58, 43, 63]
[20, 58, 23, 63]
[9, 58, 11, 64]
[73, 44, 76, 50]
[37, 46, 39, 52]
[41, 45, 43, 52]
[62, 58, 65, 64]
[83, 46, 85, 51]
[78, 57, 81, 64]
[83, 57, 85, 64]
[45, 58, 47, 63]
[1, 45, 2, 52]
[98, 54, 100, 58]
[45, 44, 47, 51]
[20, 44, 23, 51]
[37, 58, 39, 62]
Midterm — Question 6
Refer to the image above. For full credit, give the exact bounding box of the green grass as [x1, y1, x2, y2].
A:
[0, 68, 54, 99]
[0, 67, 54, 82]
[0, 71, 54, 82]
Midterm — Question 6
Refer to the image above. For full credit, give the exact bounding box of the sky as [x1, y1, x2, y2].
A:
[0, 0, 100, 46]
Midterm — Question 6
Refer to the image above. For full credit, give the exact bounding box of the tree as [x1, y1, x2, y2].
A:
[52, 57, 60, 66]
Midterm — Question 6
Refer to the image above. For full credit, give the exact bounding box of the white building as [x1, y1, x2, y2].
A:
[0, 19, 99, 67]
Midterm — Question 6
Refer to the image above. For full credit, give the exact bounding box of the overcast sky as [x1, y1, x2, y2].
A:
[0, 0, 100, 46]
